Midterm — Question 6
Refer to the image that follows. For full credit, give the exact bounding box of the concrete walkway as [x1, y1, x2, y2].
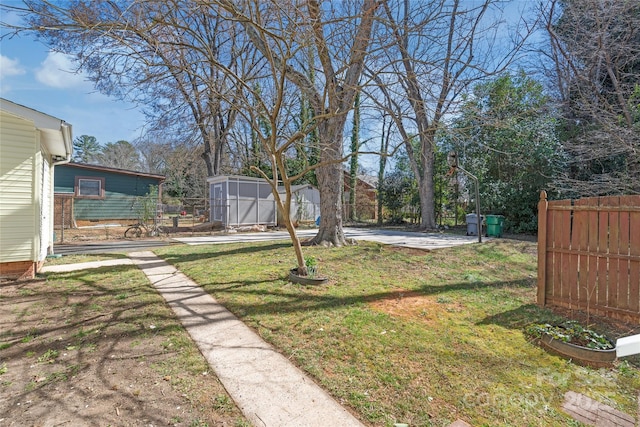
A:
[41, 258, 133, 273]
[127, 251, 364, 427]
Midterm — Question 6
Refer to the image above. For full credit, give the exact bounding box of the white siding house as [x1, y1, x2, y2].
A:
[0, 99, 72, 279]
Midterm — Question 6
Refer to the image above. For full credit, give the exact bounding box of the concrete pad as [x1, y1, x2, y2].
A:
[176, 227, 482, 251]
[128, 251, 364, 427]
[40, 258, 133, 273]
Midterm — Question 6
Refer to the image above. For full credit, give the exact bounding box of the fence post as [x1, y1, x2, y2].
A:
[537, 190, 548, 306]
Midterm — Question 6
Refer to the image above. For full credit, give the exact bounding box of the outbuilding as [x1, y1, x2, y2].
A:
[207, 175, 321, 228]
[208, 175, 278, 228]
[279, 184, 321, 224]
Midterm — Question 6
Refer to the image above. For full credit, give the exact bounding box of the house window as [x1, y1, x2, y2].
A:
[75, 176, 105, 199]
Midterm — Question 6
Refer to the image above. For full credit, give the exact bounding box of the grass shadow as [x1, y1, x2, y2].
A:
[161, 242, 292, 264]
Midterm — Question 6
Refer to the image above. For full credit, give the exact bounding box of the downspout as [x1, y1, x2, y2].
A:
[52, 121, 73, 165]
[49, 121, 73, 254]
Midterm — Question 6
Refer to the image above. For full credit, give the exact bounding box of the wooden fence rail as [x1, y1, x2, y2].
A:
[537, 191, 640, 323]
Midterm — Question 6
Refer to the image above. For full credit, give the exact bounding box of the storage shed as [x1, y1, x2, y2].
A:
[0, 98, 72, 279]
[208, 175, 277, 227]
[281, 184, 321, 223]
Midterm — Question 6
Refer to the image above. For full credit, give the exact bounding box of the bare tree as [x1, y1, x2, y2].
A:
[97, 140, 142, 171]
[541, 0, 640, 196]
[134, 133, 209, 200]
[218, 0, 380, 246]
[367, 0, 532, 229]
[3, 0, 257, 177]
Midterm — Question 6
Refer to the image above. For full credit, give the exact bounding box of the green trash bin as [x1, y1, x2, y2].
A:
[485, 215, 504, 237]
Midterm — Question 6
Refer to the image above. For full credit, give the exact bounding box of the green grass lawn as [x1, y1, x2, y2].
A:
[154, 239, 640, 426]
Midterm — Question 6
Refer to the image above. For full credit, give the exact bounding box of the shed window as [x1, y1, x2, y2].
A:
[75, 176, 105, 199]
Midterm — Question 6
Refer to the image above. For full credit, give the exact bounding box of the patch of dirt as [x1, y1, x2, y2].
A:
[369, 289, 464, 323]
[55, 222, 224, 244]
[56, 224, 130, 242]
[0, 273, 244, 426]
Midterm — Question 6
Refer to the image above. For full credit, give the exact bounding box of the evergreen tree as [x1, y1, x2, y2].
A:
[72, 135, 100, 163]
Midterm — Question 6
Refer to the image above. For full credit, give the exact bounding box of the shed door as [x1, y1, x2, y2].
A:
[211, 183, 226, 225]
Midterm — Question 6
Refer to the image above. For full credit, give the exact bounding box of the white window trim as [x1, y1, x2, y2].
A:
[75, 176, 105, 199]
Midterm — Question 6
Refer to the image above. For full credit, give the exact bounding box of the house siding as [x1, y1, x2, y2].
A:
[0, 110, 37, 263]
[54, 165, 162, 220]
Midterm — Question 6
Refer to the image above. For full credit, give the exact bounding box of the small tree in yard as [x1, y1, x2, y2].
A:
[211, 0, 379, 274]
[211, 2, 345, 275]
[132, 185, 159, 225]
[380, 171, 417, 224]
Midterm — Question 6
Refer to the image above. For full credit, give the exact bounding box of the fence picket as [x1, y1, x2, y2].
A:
[597, 198, 610, 313]
[618, 196, 632, 312]
[537, 191, 548, 305]
[560, 201, 573, 305]
[607, 196, 621, 313]
[586, 197, 600, 314]
[573, 198, 589, 309]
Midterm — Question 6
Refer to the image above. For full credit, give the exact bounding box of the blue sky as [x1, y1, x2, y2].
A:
[1, 1, 537, 156]
[1, 17, 146, 146]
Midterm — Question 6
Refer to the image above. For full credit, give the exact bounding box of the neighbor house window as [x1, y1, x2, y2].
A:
[75, 176, 105, 199]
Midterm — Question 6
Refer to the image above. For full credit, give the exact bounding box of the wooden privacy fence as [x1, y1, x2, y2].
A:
[537, 191, 640, 323]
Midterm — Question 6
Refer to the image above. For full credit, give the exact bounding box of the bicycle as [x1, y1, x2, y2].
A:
[124, 221, 164, 238]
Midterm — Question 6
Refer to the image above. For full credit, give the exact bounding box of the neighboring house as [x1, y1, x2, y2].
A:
[0, 98, 72, 280]
[343, 171, 378, 221]
[54, 162, 165, 226]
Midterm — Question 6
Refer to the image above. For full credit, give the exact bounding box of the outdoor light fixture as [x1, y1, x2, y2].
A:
[447, 151, 482, 243]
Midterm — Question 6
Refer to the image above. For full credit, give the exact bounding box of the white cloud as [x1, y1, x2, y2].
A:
[35, 51, 88, 89]
[0, 54, 25, 79]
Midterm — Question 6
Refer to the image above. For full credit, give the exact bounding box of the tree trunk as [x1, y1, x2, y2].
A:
[419, 150, 437, 229]
[348, 91, 360, 221]
[314, 162, 346, 246]
[377, 116, 390, 225]
[310, 119, 348, 247]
